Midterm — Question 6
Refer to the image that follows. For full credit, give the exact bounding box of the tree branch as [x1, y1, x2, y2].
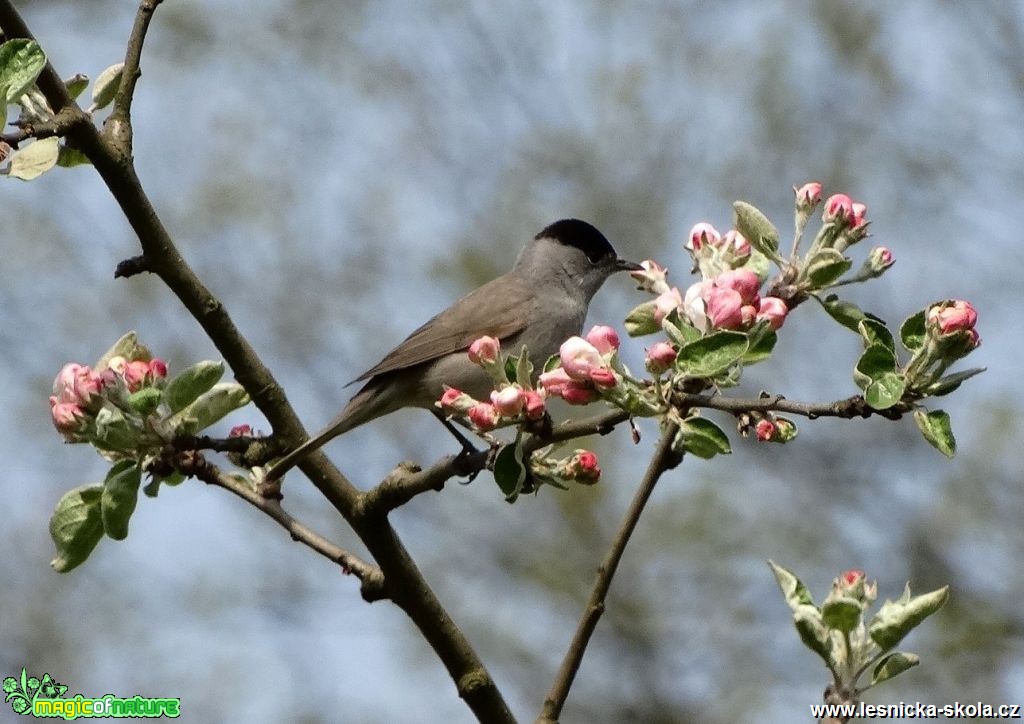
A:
[180, 452, 386, 601]
[673, 391, 911, 421]
[538, 420, 681, 723]
[105, 0, 163, 155]
[0, 4, 514, 720]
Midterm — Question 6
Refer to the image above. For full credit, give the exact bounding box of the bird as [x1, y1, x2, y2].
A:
[266, 219, 640, 480]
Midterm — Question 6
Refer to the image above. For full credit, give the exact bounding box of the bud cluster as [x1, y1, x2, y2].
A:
[902, 299, 981, 395]
[770, 562, 949, 699]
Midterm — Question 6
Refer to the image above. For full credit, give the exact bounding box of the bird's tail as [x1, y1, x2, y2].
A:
[264, 382, 389, 481]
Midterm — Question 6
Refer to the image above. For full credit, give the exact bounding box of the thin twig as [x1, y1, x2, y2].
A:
[194, 458, 386, 601]
[105, 0, 164, 155]
[538, 420, 681, 723]
[674, 391, 910, 421]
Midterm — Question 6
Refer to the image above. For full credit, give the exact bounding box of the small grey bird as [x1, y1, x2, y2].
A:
[267, 219, 640, 480]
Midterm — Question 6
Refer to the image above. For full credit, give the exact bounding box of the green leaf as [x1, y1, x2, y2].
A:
[493, 434, 526, 502]
[923, 367, 986, 397]
[854, 344, 898, 391]
[913, 409, 956, 457]
[169, 382, 250, 434]
[742, 328, 777, 364]
[804, 248, 852, 288]
[869, 585, 950, 650]
[8, 137, 59, 181]
[858, 318, 895, 353]
[818, 294, 867, 332]
[733, 201, 780, 257]
[624, 300, 660, 337]
[64, 73, 89, 100]
[90, 62, 124, 110]
[94, 331, 149, 369]
[742, 248, 771, 281]
[0, 39, 46, 103]
[793, 605, 833, 664]
[542, 354, 560, 374]
[865, 372, 906, 410]
[768, 560, 816, 609]
[163, 360, 225, 413]
[515, 346, 533, 389]
[676, 331, 748, 378]
[93, 406, 139, 452]
[661, 315, 700, 348]
[49, 484, 105, 573]
[127, 386, 162, 415]
[822, 596, 862, 633]
[100, 460, 141, 540]
[899, 310, 927, 352]
[871, 652, 920, 687]
[676, 417, 731, 459]
[57, 145, 91, 168]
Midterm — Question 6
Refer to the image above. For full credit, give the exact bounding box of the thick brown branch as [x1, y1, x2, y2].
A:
[538, 420, 681, 723]
[0, 4, 515, 720]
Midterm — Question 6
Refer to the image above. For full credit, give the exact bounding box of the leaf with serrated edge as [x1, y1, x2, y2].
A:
[677, 331, 748, 378]
[100, 460, 141, 540]
[679, 417, 731, 459]
[868, 585, 949, 650]
[0, 39, 46, 103]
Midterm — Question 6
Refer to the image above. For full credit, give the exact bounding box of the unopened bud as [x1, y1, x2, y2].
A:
[629, 259, 671, 295]
[687, 222, 720, 251]
[560, 336, 605, 381]
[468, 402, 500, 431]
[756, 297, 788, 331]
[468, 336, 501, 365]
[523, 389, 546, 419]
[823, 193, 855, 225]
[566, 450, 601, 485]
[585, 325, 620, 355]
[438, 386, 477, 414]
[794, 181, 823, 211]
[644, 342, 677, 374]
[490, 385, 525, 417]
[588, 367, 617, 388]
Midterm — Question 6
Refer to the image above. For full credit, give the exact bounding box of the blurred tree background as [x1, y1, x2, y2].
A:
[2, 0, 1021, 721]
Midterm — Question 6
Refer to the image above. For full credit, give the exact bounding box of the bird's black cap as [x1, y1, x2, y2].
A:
[536, 218, 617, 263]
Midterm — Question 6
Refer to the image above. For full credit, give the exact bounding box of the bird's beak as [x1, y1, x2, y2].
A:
[614, 258, 644, 272]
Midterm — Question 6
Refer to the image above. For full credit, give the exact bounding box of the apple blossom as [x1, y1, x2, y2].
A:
[490, 386, 525, 417]
[644, 342, 677, 374]
[559, 336, 606, 381]
[756, 297, 788, 330]
[50, 399, 86, 436]
[438, 386, 476, 414]
[585, 325, 620, 355]
[927, 300, 978, 335]
[629, 259, 670, 295]
[523, 390, 546, 419]
[588, 367, 617, 388]
[687, 222, 720, 251]
[229, 424, 253, 437]
[468, 402, 500, 431]
[756, 419, 776, 441]
[538, 368, 573, 397]
[705, 287, 745, 330]
[794, 181, 822, 210]
[851, 202, 868, 228]
[653, 287, 683, 324]
[714, 269, 761, 305]
[823, 193, 855, 225]
[567, 450, 601, 484]
[561, 382, 599, 405]
[468, 336, 501, 365]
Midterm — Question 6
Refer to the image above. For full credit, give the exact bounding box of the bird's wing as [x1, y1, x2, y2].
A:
[352, 275, 532, 382]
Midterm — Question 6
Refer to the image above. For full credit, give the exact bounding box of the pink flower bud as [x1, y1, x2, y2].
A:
[561, 382, 598, 406]
[538, 368, 573, 397]
[229, 424, 252, 437]
[149, 358, 168, 379]
[740, 304, 757, 327]
[721, 230, 751, 262]
[794, 181, 822, 210]
[585, 325, 620, 355]
[841, 569, 865, 587]
[653, 287, 683, 324]
[705, 287, 745, 330]
[823, 193, 855, 225]
[523, 390, 546, 419]
[927, 300, 978, 335]
[588, 367, 617, 388]
[122, 360, 153, 392]
[50, 398, 86, 436]
[567, 450, 601, 485]
[755, 419, 776, 441]
[559, 336, 605, 381]
[644, 342, 677, 374]
[714, 269, 761, 305]
[687, 222, 720, 251]
[851, 202, 868, 228]
[490, 386, 525, 417]
[468, 336, 501, 365]
[468, 402, 500, 431]
[53, 362, 105, 406]
[439, 386, 477, 414]
[629, 259, 670, 294]
[756, 297, 788, 330]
